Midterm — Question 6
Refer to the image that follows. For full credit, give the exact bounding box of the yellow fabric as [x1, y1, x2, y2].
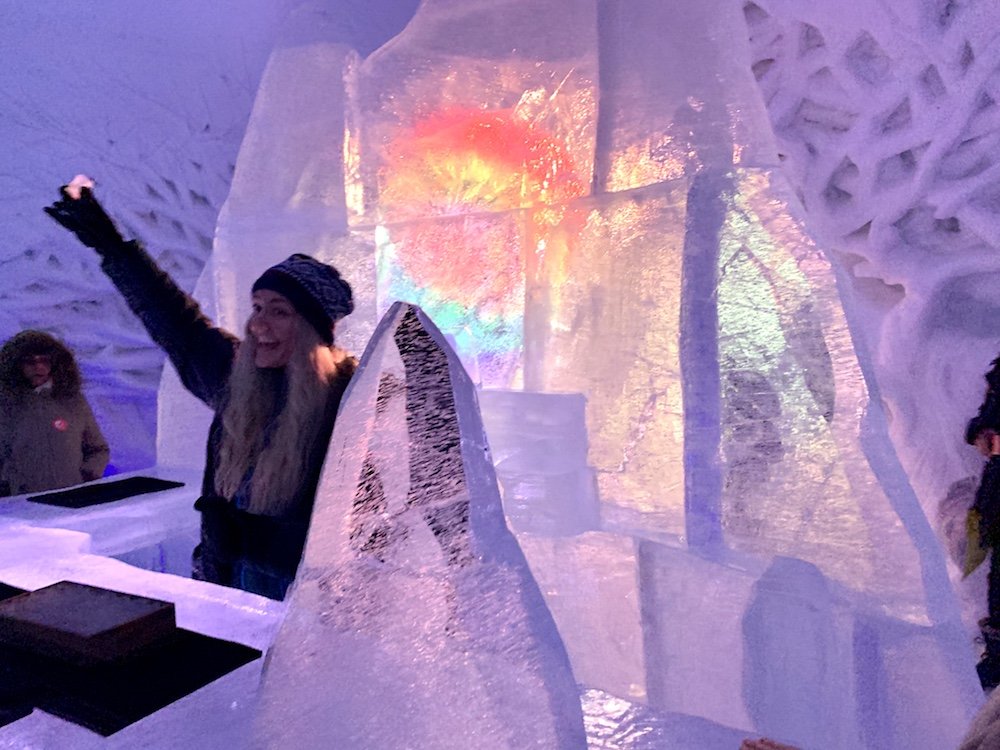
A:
[965, 509, 990, 579]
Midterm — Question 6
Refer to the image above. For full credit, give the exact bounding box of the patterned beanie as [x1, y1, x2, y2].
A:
[252, 254, 354, 344]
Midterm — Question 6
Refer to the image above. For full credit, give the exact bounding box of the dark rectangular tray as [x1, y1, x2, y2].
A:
[0, 628, 261, 735]
[0, 581, 261, 735]
[27, 476, 185, 508]
[0, 581, 176, 667]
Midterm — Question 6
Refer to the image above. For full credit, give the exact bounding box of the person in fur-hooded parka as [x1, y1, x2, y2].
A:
[0, 330, 109, 496]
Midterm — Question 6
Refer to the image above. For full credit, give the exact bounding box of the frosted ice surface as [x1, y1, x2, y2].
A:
[594, 0, 779, 192]
[253, 303, 585, 749]
[0, 469, 201, 576]
[581, 689, 751, 750]
[516, 532, 645, 703]
[477, 389, 599, 535]
[0, 526, 90, 569]
[531, 183, 688, 532]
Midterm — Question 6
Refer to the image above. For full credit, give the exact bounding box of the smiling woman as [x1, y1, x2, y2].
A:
[45, 184, 357, 600]
[248, 291, 299, 368]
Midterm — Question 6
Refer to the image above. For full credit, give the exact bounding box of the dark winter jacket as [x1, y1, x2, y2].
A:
[96, 241, 354, 599]
[0, 332, 109, 496]
[967, 356, 1000, 445]
[967, 357, 1000, 542]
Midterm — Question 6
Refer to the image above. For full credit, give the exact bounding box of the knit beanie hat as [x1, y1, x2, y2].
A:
[252, 254, 354, 344]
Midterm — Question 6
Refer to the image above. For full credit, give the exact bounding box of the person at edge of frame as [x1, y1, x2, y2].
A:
[965, 353, 1000, 690]
[0, 329, 109, 496]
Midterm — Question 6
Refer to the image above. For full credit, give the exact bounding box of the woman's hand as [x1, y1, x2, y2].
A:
[44, 178, 127, 251]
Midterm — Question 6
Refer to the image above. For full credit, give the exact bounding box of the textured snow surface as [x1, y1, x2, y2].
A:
[0, 0, 289, 471]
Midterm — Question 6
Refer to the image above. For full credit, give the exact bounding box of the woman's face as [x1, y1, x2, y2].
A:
[248, 290, 300, 368]
[21, 354, 52, 388]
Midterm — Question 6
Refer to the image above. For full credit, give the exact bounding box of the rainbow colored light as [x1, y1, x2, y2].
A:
[376, 107, 585, 384]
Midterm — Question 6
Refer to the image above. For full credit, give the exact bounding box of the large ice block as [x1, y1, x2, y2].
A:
[711, 168, 929, 608]
[740, 557, 859, 748]
[636, 540, 759, 731]
[479, 389, 600, 536]
[516, 532, 645, 702]
[352, 0, 598, 225]
[253, 303, 585, 749]
[533, 183, 688, 533]
[593, 0, 780, 193]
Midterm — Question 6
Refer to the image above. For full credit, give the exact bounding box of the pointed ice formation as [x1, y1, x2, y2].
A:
[252, 302, 586, 750]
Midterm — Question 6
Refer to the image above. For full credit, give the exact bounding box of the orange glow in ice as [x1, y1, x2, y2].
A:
[380, 107, 586, 313]
[382, 107, 585, 217]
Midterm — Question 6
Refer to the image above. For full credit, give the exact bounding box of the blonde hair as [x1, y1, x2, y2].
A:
[215, 317, 348, 516]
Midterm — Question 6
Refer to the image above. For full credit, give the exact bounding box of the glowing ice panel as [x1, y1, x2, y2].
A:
[716, 169, 925, 610]
[534, 183, 688, 532]
[375, 212, 525, 387]
[351, 0, 598, 226]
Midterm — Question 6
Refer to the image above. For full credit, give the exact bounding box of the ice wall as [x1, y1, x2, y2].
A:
[740, 0, 1000, 625]
[2, 0, 991, 746]
[210, 0, 983, 747]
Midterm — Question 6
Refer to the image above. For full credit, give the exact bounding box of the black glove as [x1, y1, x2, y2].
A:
[44, 185, 127, 252]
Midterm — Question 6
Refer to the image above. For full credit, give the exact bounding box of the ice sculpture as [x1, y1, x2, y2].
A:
[252, 302, 586, 749]
[212, 0, 982, 746]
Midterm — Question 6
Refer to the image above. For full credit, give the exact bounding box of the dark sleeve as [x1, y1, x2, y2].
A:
[99, 241, 239, 409]
[0, 401, 10, 496]
[79, 397, 110, 481]
[967, 357, 1000, 444]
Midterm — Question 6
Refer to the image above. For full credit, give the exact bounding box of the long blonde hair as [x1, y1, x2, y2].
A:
[215, 318, 348, 516]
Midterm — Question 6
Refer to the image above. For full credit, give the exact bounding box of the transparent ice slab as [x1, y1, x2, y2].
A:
[253, 303, 585, 749]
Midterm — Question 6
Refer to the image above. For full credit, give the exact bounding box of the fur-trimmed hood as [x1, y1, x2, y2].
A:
[0, 330, 82, 398]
